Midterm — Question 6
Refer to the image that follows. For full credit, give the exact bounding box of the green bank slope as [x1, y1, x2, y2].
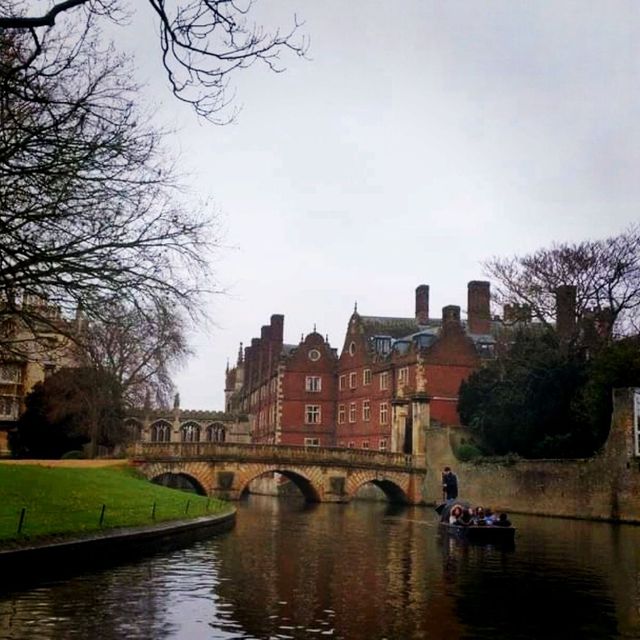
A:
[0, 464, 229, 544]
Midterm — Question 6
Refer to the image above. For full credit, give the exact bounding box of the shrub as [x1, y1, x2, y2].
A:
[456, 443, 482, 462]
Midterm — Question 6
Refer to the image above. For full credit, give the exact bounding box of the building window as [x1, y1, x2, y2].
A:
[362, 399, 370, 422]
[349, 402, 356, 423]
[0, 396, 17, 419]
[379, 439, 387, 451]
[379, 371, 389, 391]
[308, 348, 321, 361]
[0, 364, 21, 383]
[304, 437, 320, 447]
[339, 375, 346, 390]
[362, 441, 369, 449]
[379, 402, 389, 425]
[348, 341, 356, 356]
[349, 372, 357, 389]
[363, 368, 372, 385]
[338, 404, 346, 424]
[305, 375, 322, 392]
[348, 441, 355, 448]
[181, 422, 201, 442]
[206, 423, 226, 442]
[151, 421, 171, 442]
[305, 405, 321, 424]
[398, 367, 409, 386]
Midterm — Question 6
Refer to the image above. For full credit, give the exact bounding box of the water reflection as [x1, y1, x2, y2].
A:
[1, 496, 640, 639]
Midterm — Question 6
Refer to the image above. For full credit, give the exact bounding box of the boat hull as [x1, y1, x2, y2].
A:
[439, 522, 516, 545]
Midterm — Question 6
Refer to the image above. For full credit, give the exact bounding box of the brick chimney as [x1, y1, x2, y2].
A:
[415, 285, 429, 324]
[270, 314, 284, 344]
[555, 285, 577, 339]
[442, 305, 462, 334]
[467, 280, 491, 334]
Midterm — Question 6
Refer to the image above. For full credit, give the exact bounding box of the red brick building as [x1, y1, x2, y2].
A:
[225, 315, 338, 446]
[225, 281, 502, 452]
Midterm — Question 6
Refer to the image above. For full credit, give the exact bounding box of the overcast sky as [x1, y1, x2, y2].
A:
[118, 1, 639, 409]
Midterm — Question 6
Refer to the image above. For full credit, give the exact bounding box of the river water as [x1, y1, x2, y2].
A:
[2, 495, 640, 639]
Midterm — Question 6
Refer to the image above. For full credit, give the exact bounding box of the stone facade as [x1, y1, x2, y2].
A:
[425, 388, 640, 523]
[125, 405, 251, 446]
[0, 299, 81, 455]
[133, 442, 425, 505]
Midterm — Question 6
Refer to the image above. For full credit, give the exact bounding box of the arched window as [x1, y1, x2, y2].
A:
[181, 421, 201, 442]
[206, 422, 226, 443]
[124, 419, 142, 441]
[151, 420, 172, 442]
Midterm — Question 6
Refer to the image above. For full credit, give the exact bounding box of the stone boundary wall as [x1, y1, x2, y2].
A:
[424, 388, 640, 523]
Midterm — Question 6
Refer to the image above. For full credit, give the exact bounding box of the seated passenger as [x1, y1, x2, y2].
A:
[449, 505, 463, 524]
[495, 512, 512, 527]
[459, 508, 472, 526]
[474, 506, 487, 526]
[484, 508, 496, 524]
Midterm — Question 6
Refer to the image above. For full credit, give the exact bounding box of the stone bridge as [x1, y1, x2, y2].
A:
[132, 442, 427, 505]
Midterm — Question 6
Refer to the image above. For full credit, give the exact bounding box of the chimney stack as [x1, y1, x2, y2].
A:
[415, 285, 430, 324]
[442, 305, 462, 333]
[555, 285, 577, 339]
[467, 280, 491, 334]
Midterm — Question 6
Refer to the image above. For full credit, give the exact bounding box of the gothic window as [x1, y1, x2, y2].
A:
[151, 421, 171, 442]
[181, 422, 201, 442]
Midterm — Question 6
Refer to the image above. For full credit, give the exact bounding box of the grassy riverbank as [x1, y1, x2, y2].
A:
[0, 463, 230, 544]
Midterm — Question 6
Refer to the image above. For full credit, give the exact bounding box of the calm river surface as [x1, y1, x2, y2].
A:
[2, 495, 640, 639]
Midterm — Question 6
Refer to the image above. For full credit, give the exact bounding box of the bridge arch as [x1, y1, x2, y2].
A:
[349, 474, 409, 504]
[152, 471, 207, 495]
[238, 467, 321, 503]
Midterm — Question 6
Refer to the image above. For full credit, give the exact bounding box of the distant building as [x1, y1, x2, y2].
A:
[225, 281, 516, 453]
[125, 401, 250, 445]
[0, 296, 81, 455]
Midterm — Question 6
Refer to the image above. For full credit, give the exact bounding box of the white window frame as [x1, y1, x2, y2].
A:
[349, 371, 357, 389]
[305, 375, 322, 392]
[379, 439, 387, 451]
[363, 368, 372, 385]
[339, 375, 346, 390]
[305, 404, 321, 424]
[338, 404, 346, 424]
[362, 399, 370, 422]
[379, 371, 389, 391]
[379, 402, 389, 425]
[349, 402, 357, 423]
[304, 437, 320, 447]
[362, 441, 369, 449]
[398, 367, 409, 386]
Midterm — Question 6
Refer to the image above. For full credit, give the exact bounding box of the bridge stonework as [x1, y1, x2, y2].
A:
[132, 443, 427, 505]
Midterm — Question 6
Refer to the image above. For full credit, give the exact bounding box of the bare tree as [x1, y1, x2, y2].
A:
[79, 301, 191, 408]
[0, 0, 307, 120]
[484, 225, 640, 335]
[0, 26, 214, 356]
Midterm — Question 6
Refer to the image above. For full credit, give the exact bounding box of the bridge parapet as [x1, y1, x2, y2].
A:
[132, 442, 425, 472]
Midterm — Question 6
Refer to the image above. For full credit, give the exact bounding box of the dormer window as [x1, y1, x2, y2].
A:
[348, 341, 356, 356]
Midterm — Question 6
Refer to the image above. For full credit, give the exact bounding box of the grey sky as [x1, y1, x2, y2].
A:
[118, 1, 639, 408]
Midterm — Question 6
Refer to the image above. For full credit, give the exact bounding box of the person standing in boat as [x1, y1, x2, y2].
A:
[442, 466, 458, 501]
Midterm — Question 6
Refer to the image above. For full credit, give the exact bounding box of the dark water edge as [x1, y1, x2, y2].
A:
[1, 495, 640, 639]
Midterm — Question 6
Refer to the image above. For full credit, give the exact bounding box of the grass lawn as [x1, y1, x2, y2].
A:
[0, 463, 231, 543]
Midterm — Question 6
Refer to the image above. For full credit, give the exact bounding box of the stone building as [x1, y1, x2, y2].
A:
[225, 281, 520, 453]
[0, 297, 81, 455]
[125, 398, 250, 446]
